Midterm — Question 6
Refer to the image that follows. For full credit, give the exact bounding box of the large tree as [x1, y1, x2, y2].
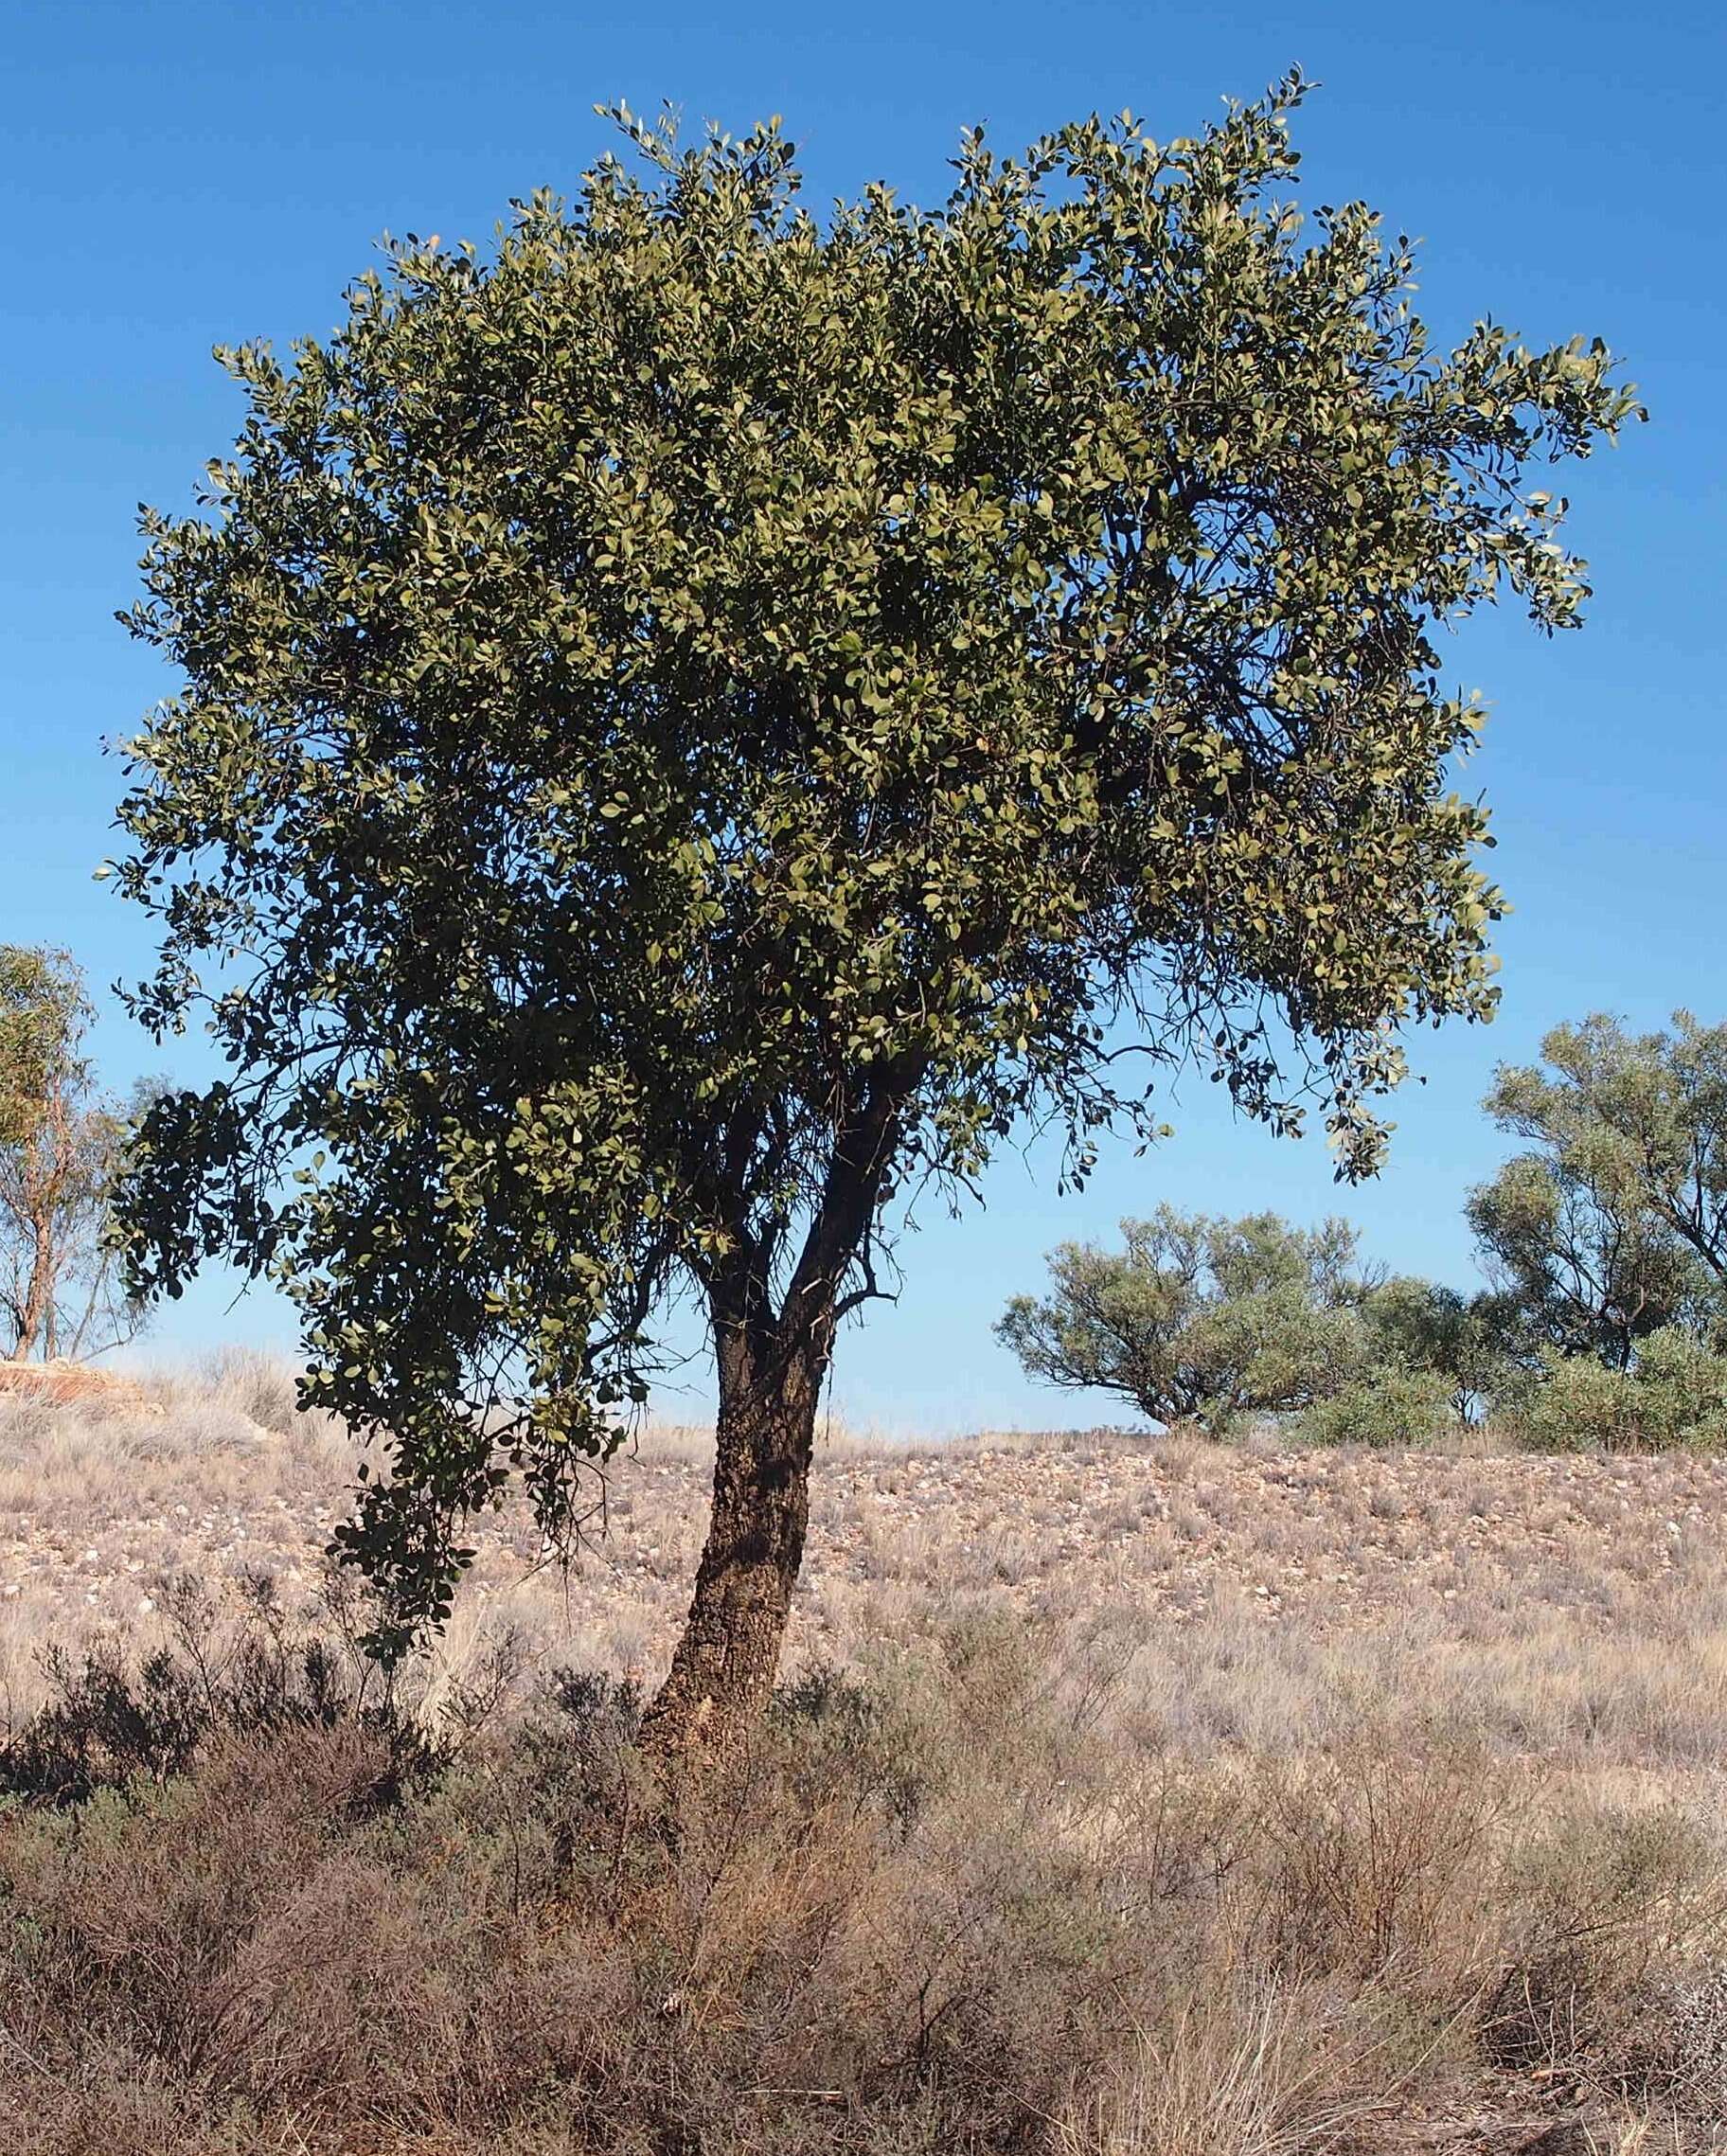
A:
[111, 80, 1635, 1757]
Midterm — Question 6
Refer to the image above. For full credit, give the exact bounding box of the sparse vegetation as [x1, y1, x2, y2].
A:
[7, 1461, 1727, 2150]
[6, 1367, 1727, 2145]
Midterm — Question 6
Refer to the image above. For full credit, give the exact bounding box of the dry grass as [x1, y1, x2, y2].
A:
[5, 1359, 1727, 2148]
[9, 1359, 1727, 1773]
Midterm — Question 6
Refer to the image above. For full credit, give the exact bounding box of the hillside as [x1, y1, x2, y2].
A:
[6, 1365, 1727, 2152]
[4, 1364, 1726, 1765]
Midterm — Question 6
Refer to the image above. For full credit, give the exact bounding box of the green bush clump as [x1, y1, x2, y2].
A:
[1297, 1365, 1457, 1450]
[1507, 1327, 1727, 1453]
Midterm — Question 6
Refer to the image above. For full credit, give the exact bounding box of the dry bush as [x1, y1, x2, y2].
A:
[3, 1610, 1727, 2152]
[1051, 1982, 1399, 2156]
[12, 1383, 1727, 2145]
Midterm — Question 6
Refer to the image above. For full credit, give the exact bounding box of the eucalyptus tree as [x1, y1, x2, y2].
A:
[1481, 1013, 1727, 1330]
[1466, 1150, 1700, 1369]
[0, 947, 141, 1363]
[0, 945, 81, 1152]
[111, 79, 1636, 1757]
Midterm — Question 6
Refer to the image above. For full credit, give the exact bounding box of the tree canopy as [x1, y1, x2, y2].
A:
[1, 947, 83, 1153]
[1474, 1014, 1727, 1352]
[111, 78, 1635, 1726]
[995, 1207, 1374, 1432]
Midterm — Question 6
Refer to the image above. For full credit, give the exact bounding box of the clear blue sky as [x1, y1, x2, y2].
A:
[3, 0, 1722, 1429]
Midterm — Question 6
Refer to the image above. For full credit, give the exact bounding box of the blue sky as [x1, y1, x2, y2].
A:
[3, 0, 1723, 1429]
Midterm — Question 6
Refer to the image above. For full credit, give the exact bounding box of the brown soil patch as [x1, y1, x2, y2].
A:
[0, 1360, 151, 1411]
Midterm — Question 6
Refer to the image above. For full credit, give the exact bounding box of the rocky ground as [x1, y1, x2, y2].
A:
[4, 1367, 1726, 1771]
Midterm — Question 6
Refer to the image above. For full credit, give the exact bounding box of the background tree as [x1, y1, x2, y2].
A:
[996, 1208, 1374, 1433]
[111, 80, 1635, 1758]
[1466, 1145, 1707, 1369]
[1, 946, 77, 1151]
[1359, 1274, 1522, 1421]
[0, 947, 142, 1363]
[1484, 1013, 1727, 1324]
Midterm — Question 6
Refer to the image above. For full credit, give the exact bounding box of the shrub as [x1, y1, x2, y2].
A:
[1, 1612, 1722, 2150]
[1508, 1327, 1727, 1453]
[0, 1574, 431, 1805]
[998, 1208, 1378, 1434]
[1632, 1327, 1727, 1447]
[1297, 1365, 1457, 1450]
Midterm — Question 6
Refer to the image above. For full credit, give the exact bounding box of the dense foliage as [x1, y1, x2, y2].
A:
[1505, 1327, 1727, 1454]
[111, 79, 1633, 1684]
[1357, 1273, 1521, 1418]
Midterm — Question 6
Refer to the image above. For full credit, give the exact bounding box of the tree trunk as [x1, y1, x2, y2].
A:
[9, 1232, 51, 1362]
[5, 1128, 59, 1362]
[638, 1303, 828, 1766]
[638, 1075, 913, 1770]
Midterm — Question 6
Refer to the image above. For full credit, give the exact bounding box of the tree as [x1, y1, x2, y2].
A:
[0, 947, 142, 1363]
[110, 80, 1635, 1759]
[1359, 1274, 1522, 1420]
[1, 946, 79, 1151]
[1467, 1142, 1708, 1370]
[1482, 1014, 1727, 1327]
[997, 1208, 1374, 1432]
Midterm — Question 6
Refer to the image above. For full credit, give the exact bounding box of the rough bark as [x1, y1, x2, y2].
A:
[637, 1071, 917, 1769]
[636, 1299, 829, 1765]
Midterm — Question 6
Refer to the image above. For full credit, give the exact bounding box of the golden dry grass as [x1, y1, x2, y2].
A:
[7, 1358, 1727, 1777]
[7, 1358, 1727, 2150]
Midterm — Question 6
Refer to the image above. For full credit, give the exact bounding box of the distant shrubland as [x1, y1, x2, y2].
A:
[1003, 1013, 1727, 1454]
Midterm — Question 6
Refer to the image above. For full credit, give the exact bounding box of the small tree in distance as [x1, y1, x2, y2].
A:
[111, 78, 1636, 1760]
[0, 947, 144, 1363]
[1468, 1135, 1708, 1371]
[1474, 1013, 1727, 1359]
[996, 1208, 1374, 1434]
[1360, 1274, 1522, 1421]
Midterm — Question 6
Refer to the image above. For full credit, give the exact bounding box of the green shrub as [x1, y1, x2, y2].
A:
[998, 1208, 1378, 1434]
[1297, 1366, 1456, 1449]
[1507, 1327, 1727, 1453]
